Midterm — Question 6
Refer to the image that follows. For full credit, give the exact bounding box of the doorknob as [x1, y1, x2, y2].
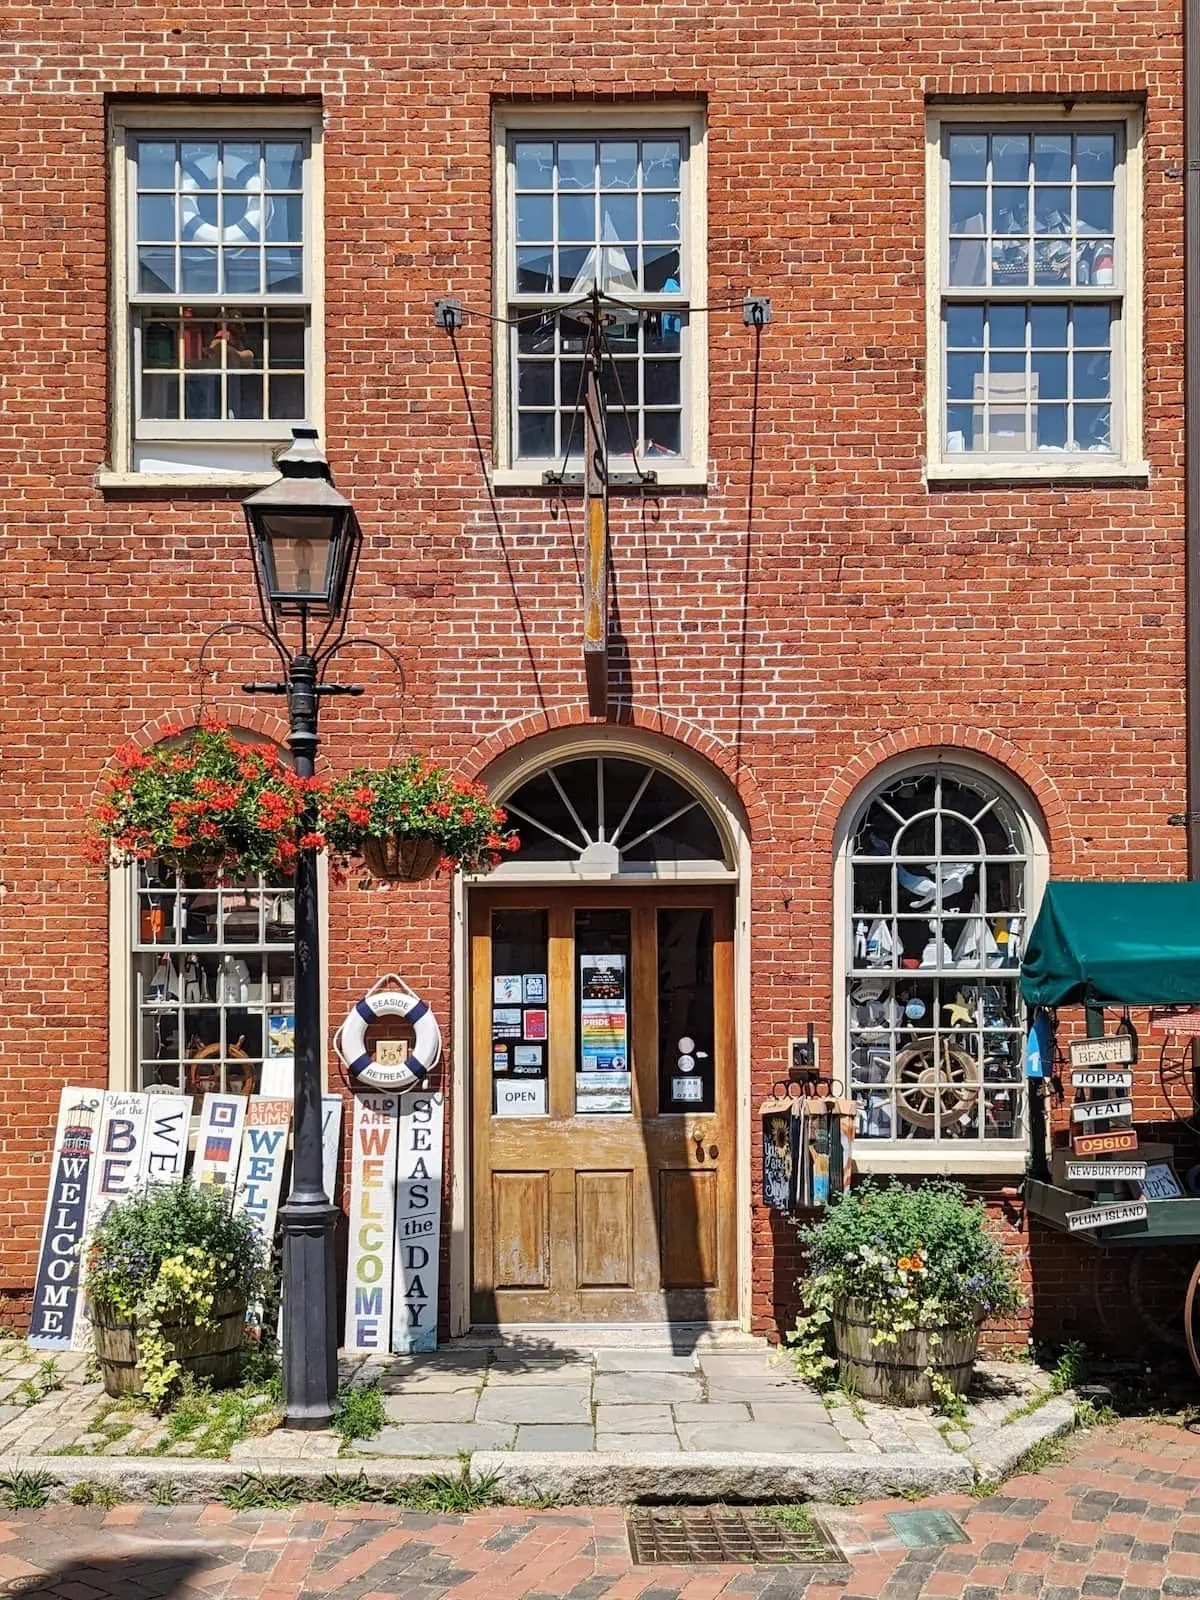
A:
[708, 1144, 719, 1159]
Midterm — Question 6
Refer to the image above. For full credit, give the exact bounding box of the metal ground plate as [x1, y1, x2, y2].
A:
[627, 1506, 846, 1566]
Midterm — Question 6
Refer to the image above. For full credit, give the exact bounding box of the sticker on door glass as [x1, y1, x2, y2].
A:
[578, 953, 632, 1114]
[495, 1079, 547, 1117]
[494, 974, 523, 1004]
[672, 1076, 703, 1102]
[523, 1009, 548, 1041]
[492, 1008, 522, 1038]
[513, 1045, 543, 1071]
[523, 974, 547, 1003]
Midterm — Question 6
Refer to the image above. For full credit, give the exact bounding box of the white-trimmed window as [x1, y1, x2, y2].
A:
[837, 759, 1047, 1167]
[107, 107, 323, 484]
[926, 108, 1144, 480]
[492, 105, 707, 488]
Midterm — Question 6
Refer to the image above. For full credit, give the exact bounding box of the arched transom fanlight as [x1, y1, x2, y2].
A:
[502, 756, 729, 870]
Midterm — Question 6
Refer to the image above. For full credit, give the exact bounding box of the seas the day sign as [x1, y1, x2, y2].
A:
[391, 1092, 444, 1353]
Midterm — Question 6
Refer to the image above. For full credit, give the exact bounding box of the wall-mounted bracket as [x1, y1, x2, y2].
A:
[435, 298, 463, 331]
[743, 295, 772, 328]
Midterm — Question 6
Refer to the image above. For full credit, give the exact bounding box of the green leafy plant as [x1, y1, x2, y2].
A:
[85, 1180, 268, 1410]
[88, 715, 316, 879]
[220, 1472, 303, 1510]
[161, 1368, 282, 1457]
[403, 1461, 502, 1513]
[17, 1357, 64, 1408]
[788, 1180, 1022, 1376]
[0, 1470, 56, 1509]
[318, 1472, 385, 1506]
[150, 1480, 180, 1506]
[321, 757, 519, 875]
[333, 1380, 386, 1445]
[927, 1369, 968, 1423]
[1049, 1340, 1089, 1394]
[67, 1481, 96, 1505]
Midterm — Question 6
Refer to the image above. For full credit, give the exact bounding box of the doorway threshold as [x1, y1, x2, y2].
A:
[453, 1322, 762, 1353]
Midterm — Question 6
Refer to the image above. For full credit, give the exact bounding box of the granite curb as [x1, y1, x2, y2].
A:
[0, 1393, 1075, 1505]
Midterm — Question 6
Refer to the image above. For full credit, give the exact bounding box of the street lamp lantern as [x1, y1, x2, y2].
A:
[244, 425, 361, 620]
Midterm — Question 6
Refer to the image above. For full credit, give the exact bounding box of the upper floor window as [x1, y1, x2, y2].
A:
[493, 106, 707, 488]
[108, 108, 323, 483]
[926, 110, 1144, 481]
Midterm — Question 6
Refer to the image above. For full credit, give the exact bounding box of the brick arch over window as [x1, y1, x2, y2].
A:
[812, 726, 1074, 868]
[460, 705, 771, 843]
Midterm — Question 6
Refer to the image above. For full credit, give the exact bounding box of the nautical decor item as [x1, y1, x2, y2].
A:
[335, 974, 442, 1092]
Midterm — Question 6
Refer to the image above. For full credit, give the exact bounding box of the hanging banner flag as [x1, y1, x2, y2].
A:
[193, 1094, 247, 1190]
[391, 1091, 444, 1354]
[29, 1089, 105, 1351]
[345, 1094, 400, 1352]
[322, 1093, 344, 1200]
[142, 1093, 193, 1186]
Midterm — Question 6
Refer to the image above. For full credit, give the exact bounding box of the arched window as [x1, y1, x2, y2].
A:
[840, 760, 1041, 1149]
[500, 754, 731, 874]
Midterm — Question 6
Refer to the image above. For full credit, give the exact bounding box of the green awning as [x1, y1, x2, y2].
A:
[1021, 879, 1200, 1008]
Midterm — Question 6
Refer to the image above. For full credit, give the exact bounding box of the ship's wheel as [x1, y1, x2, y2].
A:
[1158, 1035, 1200, 1134]
[894, 1035, 980, 1133]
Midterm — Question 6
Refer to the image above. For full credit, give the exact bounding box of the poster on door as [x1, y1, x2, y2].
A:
[577, 953, 632, 1113]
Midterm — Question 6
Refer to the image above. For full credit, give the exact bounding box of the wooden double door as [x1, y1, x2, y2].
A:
[470, 886, 737, 1324]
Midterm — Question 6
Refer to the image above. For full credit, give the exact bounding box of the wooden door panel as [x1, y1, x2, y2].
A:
[658, 1168, 719, 1288]
[492, 1171, 550, 1288]
[576, 1170, 634, 1287]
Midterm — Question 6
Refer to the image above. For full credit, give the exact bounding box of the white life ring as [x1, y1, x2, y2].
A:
[334, 974, 441, 1092]
[179, 175, 270, 245]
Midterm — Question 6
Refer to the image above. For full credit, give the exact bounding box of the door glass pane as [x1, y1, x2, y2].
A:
[491, 910, 548, 1117]
[658, 908, 715, 1113]
[576, 910, 632, 1114]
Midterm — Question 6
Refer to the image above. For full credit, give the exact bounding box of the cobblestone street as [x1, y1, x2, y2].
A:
[1, 1417, 1198, 1599]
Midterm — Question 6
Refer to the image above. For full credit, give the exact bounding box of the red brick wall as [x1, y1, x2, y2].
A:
[0, 2, 1185, 1344]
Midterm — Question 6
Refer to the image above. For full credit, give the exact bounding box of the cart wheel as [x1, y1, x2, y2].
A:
[1186, 1258, 1200, 1383]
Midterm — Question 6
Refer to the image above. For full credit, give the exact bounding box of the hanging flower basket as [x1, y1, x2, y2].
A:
[88, 713, 318, 881]
[321, 757, 520, 880]
[360, 834, 443, 883]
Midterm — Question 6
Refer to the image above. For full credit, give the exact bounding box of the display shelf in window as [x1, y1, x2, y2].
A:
[132, 859, 296, 1095]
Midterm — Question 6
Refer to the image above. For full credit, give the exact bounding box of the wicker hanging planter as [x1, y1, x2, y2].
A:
[361, 834, 443, 883]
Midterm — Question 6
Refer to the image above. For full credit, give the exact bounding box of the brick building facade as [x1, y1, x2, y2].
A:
[0, 1, 1188, 1349]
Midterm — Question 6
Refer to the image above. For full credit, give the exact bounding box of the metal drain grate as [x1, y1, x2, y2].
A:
[627, 1506, 845, 1566]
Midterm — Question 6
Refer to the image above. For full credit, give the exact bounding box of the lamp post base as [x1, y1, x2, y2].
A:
[279, 1196, 339, 1430]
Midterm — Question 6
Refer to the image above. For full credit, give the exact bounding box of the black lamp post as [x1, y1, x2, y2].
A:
[242, 425, 363, 1428]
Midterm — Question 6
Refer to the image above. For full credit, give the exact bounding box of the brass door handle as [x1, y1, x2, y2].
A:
[708, 1144, 719, 1159]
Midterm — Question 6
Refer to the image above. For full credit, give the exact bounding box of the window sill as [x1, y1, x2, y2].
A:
[490, 465, 709, 493]
[853, 1144, 1027, 1177]
[925, 458, 1150, 486]
[97, 469, 280, 493]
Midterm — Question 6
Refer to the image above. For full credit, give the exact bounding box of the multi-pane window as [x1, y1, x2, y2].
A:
[506, 133, 690, 468]
[844, 766, 1030, 1146]
[120, 124, 315, 473]
[936, 121, 1130, 464]
[132, 861, 296, 1096]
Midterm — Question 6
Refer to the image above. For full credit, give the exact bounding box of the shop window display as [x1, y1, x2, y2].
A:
[132, 859, 296, 1096]
[846, 767, 1029, 1144]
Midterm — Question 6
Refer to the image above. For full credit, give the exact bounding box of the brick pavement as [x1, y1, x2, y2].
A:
[0, 1417, 1198, 1598]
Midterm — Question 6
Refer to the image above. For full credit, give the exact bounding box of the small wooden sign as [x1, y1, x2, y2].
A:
[1067, 1199, 1149, 1233]
[1065, 1161, 1147, 1182]
[1071, 1098, 1134, 1124]
[1070, 1069, 1133, 1090]
[1069, 1035, 1135, 1068]
[1150, 1006, 1200, 1035]
[1073, 1128, 1139, 1156]
[345, 1094, 400, 1353]
[391, 1091, 445, 1354]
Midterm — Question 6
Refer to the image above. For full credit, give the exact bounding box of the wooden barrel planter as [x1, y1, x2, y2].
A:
[361, 835, 442, 883]
[832, 1298, 981, 1405]
[89, 1294, 247, 1399]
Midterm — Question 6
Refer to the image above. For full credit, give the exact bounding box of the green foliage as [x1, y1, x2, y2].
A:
[18, 1358, 63, 1408]
[318, 1472, 385, 1506]
[1010, 1431, 1071, 1477]
[221, 1472, 303, 1510]
[89, 717, 313, 879]
[785, 1305, 839, 1389]
[150, 1480, 180, 1506]
[927, 1369, 968, 1423]
[321, 758, 520, 874]
[795, 1180, 1023, 1349]
[333, 1380, 386, 1445]
[401, 1461, 502, 1513]
[67, 1481, 95, 1505]
[763, 1503, 817, 1535]
[1049, 1340, 1089, 1394]
[85, 1181, 268, 1409]
[161, 1368, 282, 1457]
[0, 1470, 56, 1509]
